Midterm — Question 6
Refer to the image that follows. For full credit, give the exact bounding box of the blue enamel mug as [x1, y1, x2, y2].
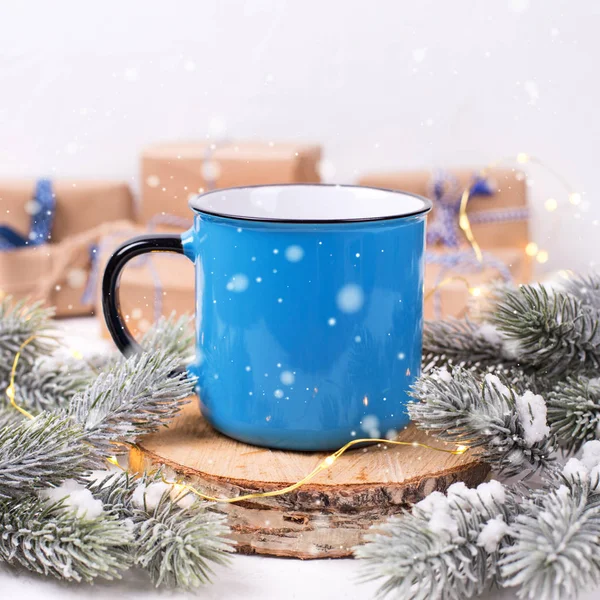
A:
[102, 184, 431, 450]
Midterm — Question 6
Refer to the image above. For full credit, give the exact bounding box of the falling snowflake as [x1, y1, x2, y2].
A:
[412, 48, 428, 63]
[280, 371, 295, 385]
[524, 80, 539, 105]
[201, 161, 221, 181]
[146, 175, 160, 188]
[207, 116, 227, 137]
[226, 274, 249, 292]
[336, 284, 365, 313]
[285, 245, 304, 262]
[361, 415, 380, 438]
[317, 160, 336, 180]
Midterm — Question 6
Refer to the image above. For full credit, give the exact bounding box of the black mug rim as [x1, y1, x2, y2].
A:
[187, 183, 432, 224]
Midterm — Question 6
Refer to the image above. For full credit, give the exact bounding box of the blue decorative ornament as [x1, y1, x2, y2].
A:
[0, 179, 55, 251]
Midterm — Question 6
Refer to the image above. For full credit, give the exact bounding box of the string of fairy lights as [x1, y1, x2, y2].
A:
[490, 153, 580, 267]
[426, 152, 583, 305]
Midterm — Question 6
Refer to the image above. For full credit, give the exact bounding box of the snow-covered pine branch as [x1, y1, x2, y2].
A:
[357, 443, 600, 600]
[0, 494, 131, 582]
[422, 318, 512, 371]
[493, 284, 600, 379]
[87, 470, 233, 589]
[355, 479, 512, 600]
[67, 350, 195, 459]
[547, 376, 600, 454]
[558, 272, 600, 312]
[501, 441, 600, 600]
[408, 367, 555, 477]
[0, 297, 57, 375]
[3, 360, 94, 413]
[139, 313, 195, 362]
[0, 412, 92, 499]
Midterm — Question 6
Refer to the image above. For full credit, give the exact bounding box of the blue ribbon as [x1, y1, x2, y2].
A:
[0, 179, 56, 251]
[426, 171, 494, 248]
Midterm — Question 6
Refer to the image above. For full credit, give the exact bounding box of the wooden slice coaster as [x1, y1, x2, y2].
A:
[129, 400, 489, 559]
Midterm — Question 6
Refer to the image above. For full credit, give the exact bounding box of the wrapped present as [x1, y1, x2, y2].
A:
[0, 179, 133, 317]
[359, 168, 529, 251]
[139, 141, 322, 223]
[0, 220, 133, 317]
[423, 247, 531, 320]
[94, 224, 195, 339]
[0, 179, 134, 244]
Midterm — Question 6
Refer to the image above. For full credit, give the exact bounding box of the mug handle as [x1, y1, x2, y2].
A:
[102, 233, 185, 355]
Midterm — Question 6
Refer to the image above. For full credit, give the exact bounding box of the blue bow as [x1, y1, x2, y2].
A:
[426, 171, 494, 248]
[0, 179, 55, 251]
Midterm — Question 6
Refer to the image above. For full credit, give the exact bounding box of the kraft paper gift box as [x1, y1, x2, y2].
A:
[0, 180, 134, 243]
[0, 180, 134, 316]
[139, 141, 322, 223]
[0, 220, 133, 317]
[423, 247, 531, 320]
[358, 168, 529, 252]
[94, 225, 195, 339]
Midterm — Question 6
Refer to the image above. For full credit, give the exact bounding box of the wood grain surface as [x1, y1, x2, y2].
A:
[129, 400, 489, 558]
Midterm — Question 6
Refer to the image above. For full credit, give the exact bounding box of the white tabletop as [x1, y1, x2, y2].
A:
[2, 318, 597, 600]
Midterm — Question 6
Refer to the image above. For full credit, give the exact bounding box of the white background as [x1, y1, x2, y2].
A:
[1, 0, 599, 272]
[1, 2, 600, 599]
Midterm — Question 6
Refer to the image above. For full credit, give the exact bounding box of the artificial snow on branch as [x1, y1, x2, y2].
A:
[67, 350, 195, 458]
[360, 271, 600, 600]
[0, 298, 230, 588]
[493, 284, 600, 379]
[0, 494, 132, 583]
[87, 470, 233, 589]
[547, 376, 600, 453]
[7, 360, 94, 413]
[138, 313, 195, 362]
[356, 480, 513, 600]
[501, 442, 600, 600]
[558, 272, 600, 312]
[0, 297, 56, 371]
[409, 367, 555, 477]
[0, 412, 92, 499]
[422, 318, 510, 372]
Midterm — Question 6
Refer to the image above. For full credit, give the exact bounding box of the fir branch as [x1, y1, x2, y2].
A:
[88, 471, 233, 589]
[547, 376, 600, 454]
[0, 297, 57, 371]
[409, 368, 555, 477]
[559, 272, 600, 312]
[2, 360, 93, 414]
[0, 406, 24, 430]
[0, 495, 131, 583]
[501, 479, 600, 600]
[423, 318, 508, 370]
[0, 413, 91, 499]
[68, 351, 195, 458]
[356, 480, 513, 600]
[94, 313, 196, 373]
[493, 284, 600, 379]
[135, 496, 231, 588]
[139, 313, 195, 362]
